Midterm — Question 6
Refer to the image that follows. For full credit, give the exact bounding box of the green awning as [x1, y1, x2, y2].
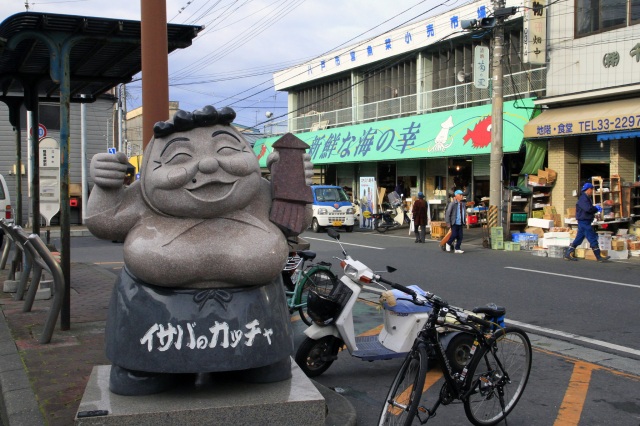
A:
[254, 98, 535, 167]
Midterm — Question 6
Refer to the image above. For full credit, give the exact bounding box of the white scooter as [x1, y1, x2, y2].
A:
[295, 229, 497, 377]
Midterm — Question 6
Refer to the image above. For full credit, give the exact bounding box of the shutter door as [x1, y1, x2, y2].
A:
[473, 155, 490, 176]
[581, 136, 610, 163]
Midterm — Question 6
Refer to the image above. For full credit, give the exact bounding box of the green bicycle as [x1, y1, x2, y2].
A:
[281, 250, 337, 325]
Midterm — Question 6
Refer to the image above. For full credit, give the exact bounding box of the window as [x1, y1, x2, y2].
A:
[576, 0, 637, 37]
[632, 0, 640, 23]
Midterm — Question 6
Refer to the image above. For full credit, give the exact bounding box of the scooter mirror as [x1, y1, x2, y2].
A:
[327, 228, 340, 240]
[386, 266, 397, 273]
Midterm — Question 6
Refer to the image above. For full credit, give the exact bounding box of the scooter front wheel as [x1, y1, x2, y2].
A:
[295, 336, 342, 377]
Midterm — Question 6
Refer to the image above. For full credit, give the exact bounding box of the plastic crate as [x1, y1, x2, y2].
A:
[531, 248, 548, 257]
[511, 212, 528, 223]
[548, 245, 568, 258]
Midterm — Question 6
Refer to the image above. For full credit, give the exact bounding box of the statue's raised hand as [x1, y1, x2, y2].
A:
[91, 151, 130, 189]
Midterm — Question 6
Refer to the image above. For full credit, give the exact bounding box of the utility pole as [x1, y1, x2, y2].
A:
[489, 0, 506, 229]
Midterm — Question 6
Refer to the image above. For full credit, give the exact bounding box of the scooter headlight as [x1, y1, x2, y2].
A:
[344, 264, 359, 281]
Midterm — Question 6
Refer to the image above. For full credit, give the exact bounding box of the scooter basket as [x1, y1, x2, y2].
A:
[307, 281, 352, 326]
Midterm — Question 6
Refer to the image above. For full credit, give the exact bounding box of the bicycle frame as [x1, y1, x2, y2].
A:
[284, 261, 332, 311]
[407, 302, 513, 424]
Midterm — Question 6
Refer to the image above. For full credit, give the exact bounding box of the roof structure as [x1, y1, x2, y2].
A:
[0, 11, 202, 102]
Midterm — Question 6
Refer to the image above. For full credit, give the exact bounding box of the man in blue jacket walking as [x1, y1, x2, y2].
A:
[564, 183, 610, 262]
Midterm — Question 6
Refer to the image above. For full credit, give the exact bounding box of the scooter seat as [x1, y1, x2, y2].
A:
[383, 285, 433, 314]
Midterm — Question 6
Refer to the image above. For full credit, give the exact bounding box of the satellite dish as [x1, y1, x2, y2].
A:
[457, 71, 470, 83]
[265, 111, 273, 118]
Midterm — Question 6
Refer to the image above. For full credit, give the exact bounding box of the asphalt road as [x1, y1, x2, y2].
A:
[61, 229, 640, 425]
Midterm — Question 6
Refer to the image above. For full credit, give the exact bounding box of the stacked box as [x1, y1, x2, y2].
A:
[597, 231, 612, 250]
[575, 248, 586, 258]
[584, 249, 609, 261]
[504, 242, 520, 251]
[532, 210, 544, 218]
[491, 227, 504, 250]
[611, 239, 625, 251]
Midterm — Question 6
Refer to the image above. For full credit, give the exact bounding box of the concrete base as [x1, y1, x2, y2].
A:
[75, 362, 326, 426]
[3, 280, 18, 293]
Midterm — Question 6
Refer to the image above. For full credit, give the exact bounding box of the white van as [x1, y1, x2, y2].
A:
[0, 174, 12, 225]
[310, 185, 356, 233]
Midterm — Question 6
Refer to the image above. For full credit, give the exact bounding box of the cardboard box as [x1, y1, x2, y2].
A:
[543, 206, 557, 215]
[504, 241, 520, 251]
[611, 240, 625, 251]
[543, 238, 572, 248]
[544, 232, 571, 239]
[629, 241, 640, 250]
[584, 249, 609, 261]
[566, 207, 576, 218]
[525, 226, 545, 238]
[69, 183, 82, 197]
[575, 248, 586, 258]
[529, 175, 547, 185]
[527, 218, 554, 229]
[538, 168, 557, 184]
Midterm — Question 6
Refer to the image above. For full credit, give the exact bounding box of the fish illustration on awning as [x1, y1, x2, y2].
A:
[463, 116, 492, 148]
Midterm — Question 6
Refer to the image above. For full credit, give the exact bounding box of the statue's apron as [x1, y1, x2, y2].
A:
[105, 266, 293, 373]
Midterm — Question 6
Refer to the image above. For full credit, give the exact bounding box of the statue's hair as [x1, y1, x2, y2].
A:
[153, 105, 236, 138]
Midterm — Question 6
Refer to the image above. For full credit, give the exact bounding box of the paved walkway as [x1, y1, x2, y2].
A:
[0, 228, 357, 426]
[0, 224, 637, 425]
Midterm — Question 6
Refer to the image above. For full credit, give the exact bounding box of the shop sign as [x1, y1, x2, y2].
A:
[254, 98, 534, 166]
[523, 0, 546, 65]
[527, 112, 640, 138]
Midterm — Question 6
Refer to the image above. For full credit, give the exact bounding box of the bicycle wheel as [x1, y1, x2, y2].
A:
[378, 345, 428, 426]
[297, 269, 337, 326]
[374, 218, 387, 233]
[295, 336, 342, 377]
[463, 326, 532, 426]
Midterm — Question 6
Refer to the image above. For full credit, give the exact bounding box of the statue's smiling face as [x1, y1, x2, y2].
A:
[144, 126, 261, 218]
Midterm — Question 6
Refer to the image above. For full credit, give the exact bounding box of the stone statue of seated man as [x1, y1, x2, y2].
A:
[86, 105, 313, 395]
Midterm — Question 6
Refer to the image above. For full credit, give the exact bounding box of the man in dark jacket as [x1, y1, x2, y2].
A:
[564, 182, 609, 262]
[445, 190, 467, 253]
[412, 192, 428, 243]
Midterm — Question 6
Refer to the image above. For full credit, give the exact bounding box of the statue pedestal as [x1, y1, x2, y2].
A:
[75, 363, 326, 425]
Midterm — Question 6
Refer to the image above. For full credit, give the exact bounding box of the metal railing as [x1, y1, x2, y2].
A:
[264, 67, 545, 136]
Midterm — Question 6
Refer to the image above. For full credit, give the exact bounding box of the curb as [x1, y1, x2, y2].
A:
[313, 380, 357, 426]
[0, 307, 45, 426]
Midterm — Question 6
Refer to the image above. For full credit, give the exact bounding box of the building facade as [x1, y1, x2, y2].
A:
[256, 0, 640, 228]
[255, 0, 543, 218]
[0, 95, 117, 225]
[525, 0, 640, 219]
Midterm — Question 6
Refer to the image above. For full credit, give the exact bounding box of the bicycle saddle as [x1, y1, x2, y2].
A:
[472, 305, 506, 317]
[298, 251, 317, 261]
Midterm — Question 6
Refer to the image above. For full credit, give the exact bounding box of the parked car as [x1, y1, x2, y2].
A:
[310, 185, 355, 233]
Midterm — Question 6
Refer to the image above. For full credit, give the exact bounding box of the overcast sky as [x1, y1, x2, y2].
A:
[0, 0, 465, 128]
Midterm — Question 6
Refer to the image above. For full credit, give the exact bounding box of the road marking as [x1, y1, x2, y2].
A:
[94, 261, 124, 265]
[304, 236, 385, 250]
[504, 267, 640, 289]
[554, 361, 593, 426]
[507, 319, 640, 357]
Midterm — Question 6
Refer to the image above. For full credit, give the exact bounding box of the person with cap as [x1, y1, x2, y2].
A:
[445, 189, 467, 253]
[564, 182, 610, 262]
[412, 191, 428, 243]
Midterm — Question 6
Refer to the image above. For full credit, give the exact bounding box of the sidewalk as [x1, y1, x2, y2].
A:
[0, 227, 356, 426]
[1, 224, 637, 425]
